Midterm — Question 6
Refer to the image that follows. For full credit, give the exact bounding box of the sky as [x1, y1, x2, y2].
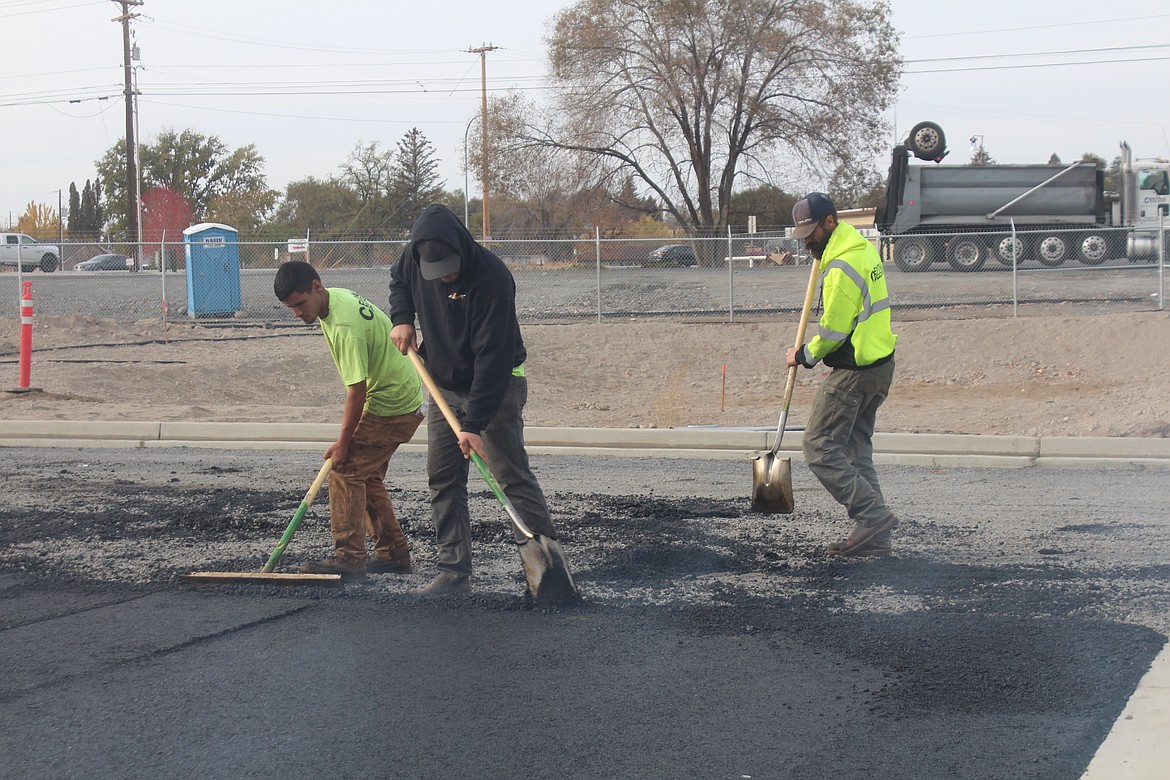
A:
[2, 0, 1168, 229]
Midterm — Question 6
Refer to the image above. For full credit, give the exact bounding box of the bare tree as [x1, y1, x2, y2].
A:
[341, 141, 392, 202]
[544, 0, 900, 232]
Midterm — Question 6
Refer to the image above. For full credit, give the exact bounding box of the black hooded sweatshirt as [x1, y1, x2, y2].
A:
[389, 204, 526, 436]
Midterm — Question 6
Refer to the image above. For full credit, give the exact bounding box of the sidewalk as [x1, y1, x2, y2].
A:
[2, 419, 1169, 470]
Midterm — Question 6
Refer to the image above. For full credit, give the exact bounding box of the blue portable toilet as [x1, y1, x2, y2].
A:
[183, 222, 242, 318]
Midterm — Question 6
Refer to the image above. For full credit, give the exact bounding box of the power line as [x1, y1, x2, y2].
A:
[907, 43, 1170, 64]
[141, 97, 469, 125]
[903, 13, 1170, 39]
[0, 0, 101, 17]
[906, 55, 1170, 75]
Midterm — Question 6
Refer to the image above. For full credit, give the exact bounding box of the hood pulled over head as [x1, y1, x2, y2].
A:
[408, 205, 479, 280]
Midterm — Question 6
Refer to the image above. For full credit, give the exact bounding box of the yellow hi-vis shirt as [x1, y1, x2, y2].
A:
[319, 288, 423, 417]
[802, 223, 897, 369]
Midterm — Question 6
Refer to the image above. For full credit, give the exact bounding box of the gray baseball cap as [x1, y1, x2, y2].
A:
[790, 192, 836, 239]
[417, 240, 461, 280]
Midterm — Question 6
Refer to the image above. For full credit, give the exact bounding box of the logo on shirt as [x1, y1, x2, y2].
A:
[354, 294, 376, 320]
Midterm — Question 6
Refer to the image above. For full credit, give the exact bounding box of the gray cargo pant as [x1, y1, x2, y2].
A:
[426, 375, 556, 579]
[802, 359, 897, 540]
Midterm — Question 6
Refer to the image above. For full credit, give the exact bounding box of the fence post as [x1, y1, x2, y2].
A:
[1010, 218, 1019, 318]
[1159, 212, 1165, 312]
[160, 230, 169, 339]
[595, 226, 602, 323]
[727, 226, 734, 323]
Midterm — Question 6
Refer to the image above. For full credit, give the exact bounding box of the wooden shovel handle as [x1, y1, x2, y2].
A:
[406, 348, 464, 435]
[772, 258, 822, 453]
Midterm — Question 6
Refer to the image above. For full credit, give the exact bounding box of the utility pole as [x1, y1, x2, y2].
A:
[111, 0, 143, 252]
[468, 44, 498, 241]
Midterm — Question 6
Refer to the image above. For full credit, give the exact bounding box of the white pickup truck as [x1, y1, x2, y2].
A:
[0, 233, 60, 272]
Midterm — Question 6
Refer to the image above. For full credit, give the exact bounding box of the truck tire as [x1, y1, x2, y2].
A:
[39, 254, 58, 273]
[947, 237, 987, 271]
[907, 121, 946, 161]
[991, 234, 1027, 266]
[1036, 234, 1070, 267]
[1076, 233, 1110, 265]
[893, 236, 934, 271]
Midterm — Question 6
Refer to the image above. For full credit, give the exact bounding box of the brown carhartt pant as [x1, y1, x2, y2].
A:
[328, 408, 423, 563]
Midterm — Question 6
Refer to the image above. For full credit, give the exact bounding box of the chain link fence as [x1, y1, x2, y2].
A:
[1, 224, 1164, 326]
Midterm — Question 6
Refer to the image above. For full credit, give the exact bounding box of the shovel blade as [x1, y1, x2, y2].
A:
[751, 452, 794, 514]
[517, 536, 582, 607]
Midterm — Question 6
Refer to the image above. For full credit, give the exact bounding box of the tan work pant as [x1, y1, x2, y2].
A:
[329, 408, 423, 563]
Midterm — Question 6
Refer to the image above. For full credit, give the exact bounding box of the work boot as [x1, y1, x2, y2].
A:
[410, 574, 471, 597]
[301, 555, 367, 578]
[367, 547, 412, 574]
[826, 516, 898, 557]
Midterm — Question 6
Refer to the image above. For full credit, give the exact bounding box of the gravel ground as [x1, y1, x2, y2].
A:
[2, 447, 1168, 778]
[4, 448, 1167, 635]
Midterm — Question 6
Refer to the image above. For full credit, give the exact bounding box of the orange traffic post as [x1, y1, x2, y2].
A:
[8, 281, 41, 394]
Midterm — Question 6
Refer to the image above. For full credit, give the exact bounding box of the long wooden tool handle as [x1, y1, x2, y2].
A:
[262, 458, 333, 573]
[407, 347, 536, 540]
[772, 258, 822, 455]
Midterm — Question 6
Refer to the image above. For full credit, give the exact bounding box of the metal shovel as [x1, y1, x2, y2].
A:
[751, 256, 822, 513]
[407, 348, 581, 606]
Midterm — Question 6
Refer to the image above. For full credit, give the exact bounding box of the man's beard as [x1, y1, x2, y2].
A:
[807, 237, 829, 259]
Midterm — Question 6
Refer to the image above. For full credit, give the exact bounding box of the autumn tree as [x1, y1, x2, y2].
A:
[97, 129, 272, 236]
[543, 0, 900, 233]
[141, 186, 194, 244]
[827, 159, 886, 209]
[16, 202, 59, 240]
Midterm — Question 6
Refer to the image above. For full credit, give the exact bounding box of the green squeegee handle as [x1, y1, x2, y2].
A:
[262, 458, 334, 573]
[407, 347, 535, 541]
[469, 451, 535, 540]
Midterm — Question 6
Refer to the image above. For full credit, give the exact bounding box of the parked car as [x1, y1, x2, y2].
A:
[646, 244, 697, 267]
[76, 253, 132, 271]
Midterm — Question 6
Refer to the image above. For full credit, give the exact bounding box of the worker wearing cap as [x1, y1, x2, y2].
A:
[785, 192, 899, 556]
[389, 204, 563, 596]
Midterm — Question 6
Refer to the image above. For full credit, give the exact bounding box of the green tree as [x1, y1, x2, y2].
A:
[269, 176, 362, 239]
[969, 145, 996, 166]
[74, 179, 104, 239]
[389, 128, 445, 231]
[96, 129, 272, 236]
[66, 183, 81, 236]
[1048, 153, 1062, 165]
[543, 0, 899, 232]
[728, 185, 798, 230]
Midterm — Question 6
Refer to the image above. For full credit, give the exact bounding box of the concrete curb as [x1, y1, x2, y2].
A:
[1, 420, 1168, 470]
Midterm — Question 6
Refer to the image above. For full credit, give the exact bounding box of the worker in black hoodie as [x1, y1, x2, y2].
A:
[389, 204, 564, 596]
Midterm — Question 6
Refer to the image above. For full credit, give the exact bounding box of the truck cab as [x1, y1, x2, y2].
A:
[0, 233, 60, 272]
[1119, 143, 1170, 258]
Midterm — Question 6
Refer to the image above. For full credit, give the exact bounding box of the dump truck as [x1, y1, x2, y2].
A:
[875, 121, 1170, 271]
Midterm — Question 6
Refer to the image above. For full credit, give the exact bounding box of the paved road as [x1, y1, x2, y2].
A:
[1, 260, 1163, 322]
[1, 448, 1167, 779]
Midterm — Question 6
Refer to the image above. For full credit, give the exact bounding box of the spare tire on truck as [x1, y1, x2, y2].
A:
[907, 121, 946, 162]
